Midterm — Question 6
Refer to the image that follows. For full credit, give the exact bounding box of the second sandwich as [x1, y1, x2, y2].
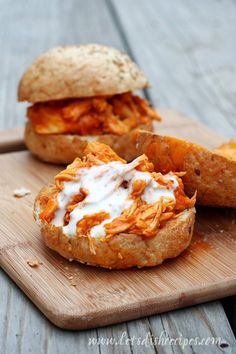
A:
[18, 44, 160, 163]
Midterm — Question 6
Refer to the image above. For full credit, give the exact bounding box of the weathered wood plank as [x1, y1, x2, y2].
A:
[0, 126, 25, 153]
[0, 269, 49, 354]
[109, 0, 236, 137]
[127, 318, 157, 354]
[47, 326, 100, 354]
[98, 323, 133, 354]
[151, 303, 236, 353]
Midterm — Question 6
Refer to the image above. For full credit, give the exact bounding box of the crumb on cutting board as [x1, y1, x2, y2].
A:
[27, 259, 42, 268]
[13, 187, 31, 198]
[70, 282, 77, 287]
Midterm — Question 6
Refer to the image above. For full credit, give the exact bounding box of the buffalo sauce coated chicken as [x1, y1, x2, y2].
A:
[28, 92, 160, 136]
[39, 142, 196, 246]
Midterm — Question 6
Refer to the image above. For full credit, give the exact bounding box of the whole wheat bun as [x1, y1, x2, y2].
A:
[34, 185, 195, 269]
[24, 121, 153, 164]
[18, 44, 148, 103]
[137, 131, 236, 208]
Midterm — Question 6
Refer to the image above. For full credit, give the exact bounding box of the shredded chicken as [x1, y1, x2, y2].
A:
[28, 92, 161, 136]
[39, 142, 195, 239]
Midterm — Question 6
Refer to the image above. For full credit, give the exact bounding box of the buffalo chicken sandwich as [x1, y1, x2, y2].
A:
[34, 142, 196, 269]
[18, 44, 160, 164]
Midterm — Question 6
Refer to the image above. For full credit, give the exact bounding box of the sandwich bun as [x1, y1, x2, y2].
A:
[136, 131, 236, 208]
[19, 44, 157, 163]
[18, 44, 148, 103]
[34, 185, 195, 269]
[24, 120, 153, 164]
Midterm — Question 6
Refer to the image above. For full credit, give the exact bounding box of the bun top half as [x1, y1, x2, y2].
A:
[18, 44, 149, 103]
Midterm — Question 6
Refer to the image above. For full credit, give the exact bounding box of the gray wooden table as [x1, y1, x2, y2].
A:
[0, 0, 236, 353]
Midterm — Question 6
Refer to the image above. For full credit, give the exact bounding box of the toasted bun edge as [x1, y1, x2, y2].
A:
[136, 130, 236, 207]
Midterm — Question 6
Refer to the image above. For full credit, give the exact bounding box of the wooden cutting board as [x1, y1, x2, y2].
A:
[0, 109, 235, 330]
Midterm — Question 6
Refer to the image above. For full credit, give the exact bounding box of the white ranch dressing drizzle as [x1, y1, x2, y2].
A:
[51, 156, 178, 238]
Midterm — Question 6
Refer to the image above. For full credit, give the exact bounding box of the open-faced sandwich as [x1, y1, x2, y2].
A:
[34, 142, 196, 269]
[137, 131, 236, 208]
[18, 44, 160, 164]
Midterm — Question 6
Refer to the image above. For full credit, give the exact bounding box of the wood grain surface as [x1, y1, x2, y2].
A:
[0, 112, 235, 331]
[110, 0, 236, 137]
[0, 126, 25, 153]
[0, 0, 236, 352]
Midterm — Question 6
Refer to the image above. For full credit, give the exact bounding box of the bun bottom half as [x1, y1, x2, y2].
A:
[25, 121, 153, 164]
[35, 185, 196, 269]
[137, 131, 236, 207]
